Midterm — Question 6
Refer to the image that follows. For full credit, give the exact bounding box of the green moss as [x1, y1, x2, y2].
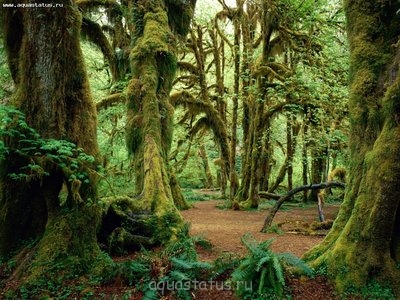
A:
[165, 0, 196, 36]
[130, 9, 173, 67]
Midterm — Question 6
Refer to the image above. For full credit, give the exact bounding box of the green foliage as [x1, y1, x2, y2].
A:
[264, 223, 284, 235]
[118, 229, 212, 299]
[0, 105, 98, 197]
[231, 233, 313, 299]
[0, 40, 12, 100]
[182, 189, 213, 202]
[343, 281, 396, 300]
[209, 253, 241, 280]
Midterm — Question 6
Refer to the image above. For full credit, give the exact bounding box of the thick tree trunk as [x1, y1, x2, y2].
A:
[0, 0, 109, 288]
[229, 13, 241, 200]
[198, 144, 214, 189]
[302, 119, 309, 202]
[124, 0, 195, 243]
[303, 0, 400, 294]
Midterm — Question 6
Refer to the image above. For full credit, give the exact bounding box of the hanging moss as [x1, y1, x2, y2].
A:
[165, 0, 196, 36]
[130, 9, 174, 67]
[122, 0, 196, 251]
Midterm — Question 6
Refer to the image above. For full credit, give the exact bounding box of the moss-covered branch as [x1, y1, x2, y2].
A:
[96, 93, 125, 111]
[81, 16, 118, 81]
[261, 181, 345, 232]
[171, 91, 230, 173]
[76, 0, 120, 12]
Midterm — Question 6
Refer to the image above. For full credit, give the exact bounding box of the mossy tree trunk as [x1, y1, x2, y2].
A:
[0, 0, 109, 288]
[198, 144, 214, 189]
[209, 22, 228, 197]
[229, 6, 242, 200]
[301, 115, 310, 202]
[125, 0, 196, 241]
[303, 0, 400, 294]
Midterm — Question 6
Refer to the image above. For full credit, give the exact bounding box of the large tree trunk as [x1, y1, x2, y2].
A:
[0, 0, 109, 288]
[124, 0, 195, 243]
[303, 0, 400, 294]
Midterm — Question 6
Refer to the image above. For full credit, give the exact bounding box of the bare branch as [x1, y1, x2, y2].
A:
[261, 181, 345, 232]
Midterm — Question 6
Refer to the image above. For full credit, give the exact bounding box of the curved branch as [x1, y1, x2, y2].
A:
[258, 191, 282, 200]
[263, 100, 301, 121]
[171, 91, 230, 173]
[261, 181, 345, 232]
[81, 17, 117, 81]
[76, 0, 120, 11]
[214, 11, 234, 48]
[254, 65, 286, 81]
[177, 61, 199, 75]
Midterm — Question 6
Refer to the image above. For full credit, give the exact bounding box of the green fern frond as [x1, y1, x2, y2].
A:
[167, 270, 190, 281]
[170, 257, 194, 270]
[272, 256, 285, 286]
[258, 267, 268, 295]
[142, 288, 159, 300]
[231, 263, 256, 282]
[258, 238, 276, 251]
[240, 233, 257, 253]
[267, 263, 278, 291]
[170, 257, 211, 270]
[277, 252, 314, 277]
[256, 256, 272, 272]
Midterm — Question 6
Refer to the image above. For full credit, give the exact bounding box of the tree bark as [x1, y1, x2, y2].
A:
[123, 0, 195, 243]
[0, 0, 109, 288]
[303, 0, 400, 294]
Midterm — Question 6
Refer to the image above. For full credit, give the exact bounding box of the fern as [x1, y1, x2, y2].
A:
[118, 232, 212, 300]
[277, 252, 314, 277]
[210, 253, 241, 280]
[231, 233, 314, 299]
[142, 288, 158, 300]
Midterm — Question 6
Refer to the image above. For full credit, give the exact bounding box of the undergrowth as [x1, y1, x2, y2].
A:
[116, 224, 214, 299]
[231, 233, 313, 299]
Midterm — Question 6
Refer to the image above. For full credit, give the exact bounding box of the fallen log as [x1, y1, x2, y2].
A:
[261, 181, 345, 232]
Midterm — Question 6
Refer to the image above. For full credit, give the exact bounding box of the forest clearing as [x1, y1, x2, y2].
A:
[1, 0, 400, 299]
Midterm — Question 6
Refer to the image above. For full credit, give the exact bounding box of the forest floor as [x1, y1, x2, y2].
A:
[180, 191, 341, 300]
[0, 191, 343, 299]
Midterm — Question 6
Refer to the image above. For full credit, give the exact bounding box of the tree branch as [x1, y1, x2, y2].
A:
[76, 0, 120, 11]
[81, 17, 117, 81]
[96, 93, 125, 111]
[258, 191, 282, 200]
[261, 181, 345, 232]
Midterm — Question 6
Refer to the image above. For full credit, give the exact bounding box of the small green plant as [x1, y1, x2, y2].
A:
[344, 281, 396, 300]
[0, 105, 99, 202]
[210, 253, 241, 280]
[265, 223, 284, 235]
[231, 233, 313, 299]
[118, 227, 212, 300]
[182, 189, 213, 202]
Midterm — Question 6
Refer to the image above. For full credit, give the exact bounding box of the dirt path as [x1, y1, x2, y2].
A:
[181, 199, 340, 259]
[181, 199, 341, 299]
